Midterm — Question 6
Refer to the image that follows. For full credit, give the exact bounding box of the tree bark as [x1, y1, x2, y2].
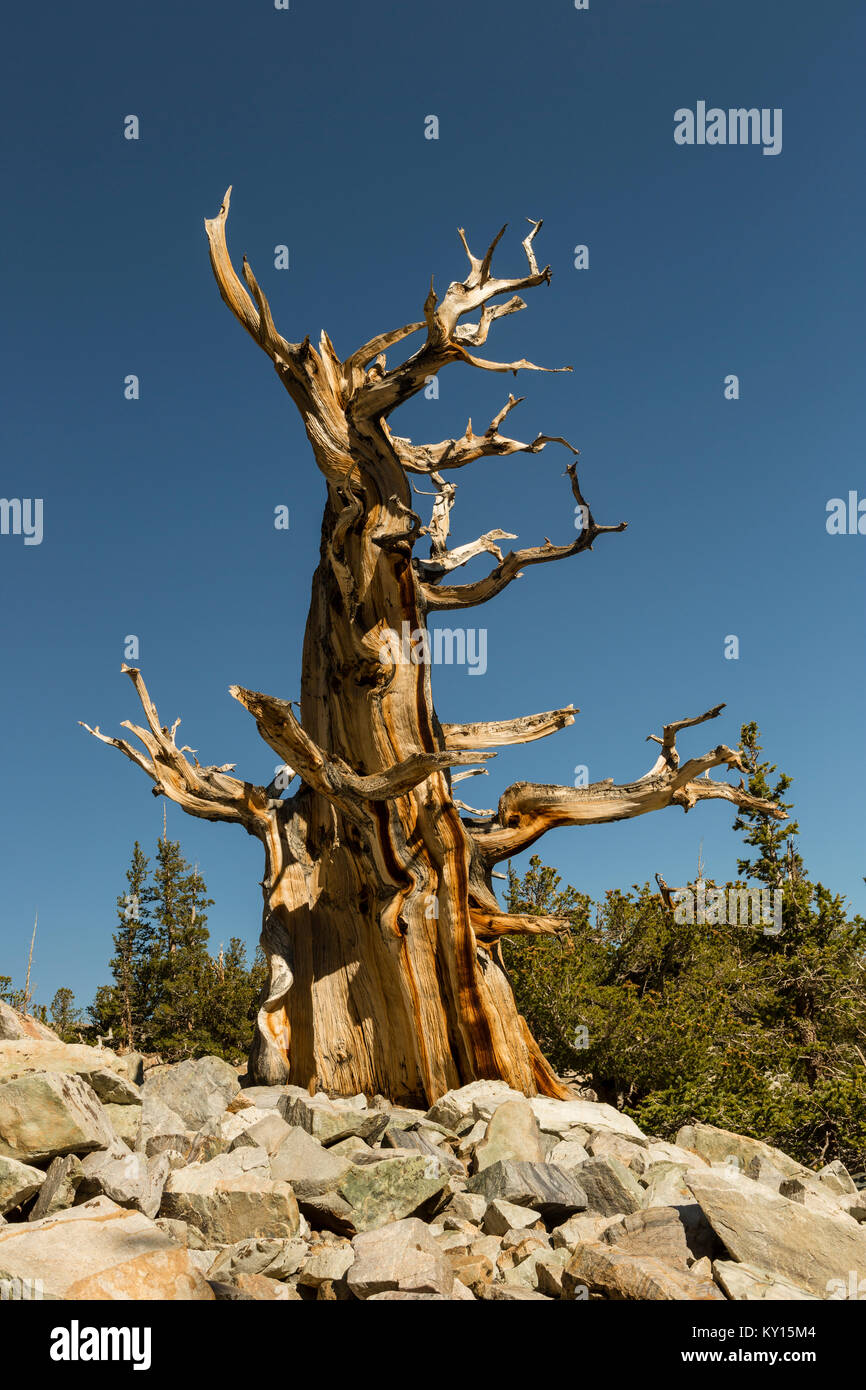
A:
[83, 191, 785, 1104]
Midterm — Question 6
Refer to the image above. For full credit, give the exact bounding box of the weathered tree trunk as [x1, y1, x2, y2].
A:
[84, 190, 784, 1103]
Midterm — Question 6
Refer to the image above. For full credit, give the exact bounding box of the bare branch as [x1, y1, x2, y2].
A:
[470, 906, 569, 944]
[640, 703, 726, 777]
[230, 686, 496, 814]
[412, 473, 456, 554]
[453, 295, 525, 347]
[470, 712, 786, 865]
[454, 799, 495, 817]
[343, 321, 425, 391]
[392, 394, 579, 478]
[442, 706, 577, 750]
[408, 468, 516, 579]
[415, 529, 518, 580]
[423, 459, 626, 610]
[204, 187, 299, 369]
[81, 667, 268, 830]
[352, 223, 569, 418]
[451, 767, 490, 784]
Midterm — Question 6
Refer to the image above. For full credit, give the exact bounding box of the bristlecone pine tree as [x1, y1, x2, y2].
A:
[83, 189, 784, 1103]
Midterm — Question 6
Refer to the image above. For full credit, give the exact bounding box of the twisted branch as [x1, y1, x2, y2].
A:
[470, 708, 785, 866]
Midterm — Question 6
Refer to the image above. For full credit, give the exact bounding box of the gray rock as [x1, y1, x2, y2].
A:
[585, 1129, 645, 1168]
[153, 1216, 211, 1250]
[676, 1123, 804, 1180]
[0, 1039, 132, 1096]
[0, 1001, 60, 1042]
[229, 1110, 292, 1156]
[160, 1147, 299, 1245]
[457, 1119, 487, 1159]
[442, 1191, 487, 1226]
[0, 1194, 187, 1299]
[77, 1149, 170, 1220]
[505, 1246, 570, 1295]
[547, 1139, 591, 1170]
[563, 1242, 724, 1300]
[687, 1167, 866, 1298]
[602, 1205, 690, 1268]
[778, 1171, 860, 1220]
[0, 1070, 114, 1162]
[574, 1155, 645, 1217]
[529, 1097, 648, 1145]
[141, 1056, 239, 1131]
[280, 1091, 389, 1147]
[347, 1217, 453, 1298]
[230, 1086, 288, 1111]
[185, 1110, 274, 1164]
[209, 1279, 257, 1300]
[348, 1143, 417, 1164]
[713, 1259, 818, 1300]
[269, 1126, 354, 1199]
[384, 1106, 438, 1130]
[426, 1081, 526, 1130]
[294, 1190, 357, 1237]
[328, 1135, 375, 1159]
[817, 1160, 858, 1197]
[102, 1102, 142, 1147]
[208, 1236, 307, 1282]
[551, 1211, 618, 1249]
[641, 1160, 692, 1205]
[474, 1099, 545, 1172]
[29, 1155, 84, 1220]
[643, 1139, 709, 1169]
[297, 1241, 355, 1288]
[337, 1153, 451, 1232]
[144, 1133, 192, 1163]
[124, 1052, 145, 1086]
[85, 1069, 141, 1106]
[466, 1161, 588, 1222]
[139, 1094, 188, 1144]
[638, 1162, 725, 1263]
[743, 1154, 789, 1191]
[482, 1198, 542, 1237]
[382, 1126, 465, 1176]
[0, 1155, 45, 1214]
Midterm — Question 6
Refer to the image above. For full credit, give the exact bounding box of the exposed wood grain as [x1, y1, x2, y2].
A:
[83, 193, 783, 1103]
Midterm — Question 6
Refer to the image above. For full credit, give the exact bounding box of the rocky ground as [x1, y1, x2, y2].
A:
[0, 1000, 864, 1301]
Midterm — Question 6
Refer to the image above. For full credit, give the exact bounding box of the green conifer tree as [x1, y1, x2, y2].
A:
[144, 838, 214, 1058]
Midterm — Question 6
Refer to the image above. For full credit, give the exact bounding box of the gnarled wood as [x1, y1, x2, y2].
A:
[442, 706, 577, 749]
[84, 192, 783, 1104]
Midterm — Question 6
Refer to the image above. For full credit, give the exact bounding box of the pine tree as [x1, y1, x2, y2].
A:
[91, 842, 156, 1049]
[198, 938, 268, 1061]
[0, 976, 27, 1011]
[733, 723, 866, 1095]
[49, 988, 81, 1041]
[502, 725, 866, 1166]
[144, 838, 214, 1058]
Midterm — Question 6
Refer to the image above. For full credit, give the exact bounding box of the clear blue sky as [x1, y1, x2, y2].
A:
[1, 0, 863, 1013]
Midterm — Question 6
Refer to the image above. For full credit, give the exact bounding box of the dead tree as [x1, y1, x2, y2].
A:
[83, 190, 784, 1103]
